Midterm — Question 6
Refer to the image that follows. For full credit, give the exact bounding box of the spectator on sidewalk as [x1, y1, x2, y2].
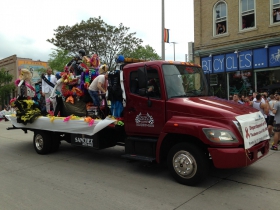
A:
[252, 94, 269, 118]
[268, 94, 277, 137]
[233, 94, 244, 104]
[271, 94, 280, 150]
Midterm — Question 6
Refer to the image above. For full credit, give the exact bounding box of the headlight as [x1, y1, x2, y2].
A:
[202, 128, 238, 143]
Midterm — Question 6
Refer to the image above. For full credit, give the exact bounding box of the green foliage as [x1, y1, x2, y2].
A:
[120, 45, 161, 60]
[36, 67, 47, 78]
[47, 16, 143, 69]
[0, 68, 15, 106]
[48, 49, 72, 71]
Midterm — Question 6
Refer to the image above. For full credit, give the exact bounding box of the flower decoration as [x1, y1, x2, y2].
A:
[88, 119, 94, 126]
[49, 116, 55, 122]
[66, 95, 74, 104]
[10, 98, 17, 107]
[72, 87, 84, 97]
[70, 115, 77, 120]
[84, 116, 94, 126]
[48, 110, 54, 116]
[63, 116, 71, 122]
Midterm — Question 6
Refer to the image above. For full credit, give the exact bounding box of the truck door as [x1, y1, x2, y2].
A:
[124, 67, 165, 136]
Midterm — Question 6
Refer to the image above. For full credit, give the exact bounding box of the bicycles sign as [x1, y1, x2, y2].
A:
[269, 46, 280, 67]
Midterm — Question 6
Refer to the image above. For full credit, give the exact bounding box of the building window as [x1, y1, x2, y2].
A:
[272, 0, 280, 23]
[214, 1, 227, 36]
[240, 0, 255, 30]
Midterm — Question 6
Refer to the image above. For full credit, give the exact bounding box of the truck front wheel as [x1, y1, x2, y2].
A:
[167, 143, 209, 186]
[33, 131, 52, 155]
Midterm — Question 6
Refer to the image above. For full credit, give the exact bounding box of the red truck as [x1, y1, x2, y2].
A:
[6, 58, 270, 186]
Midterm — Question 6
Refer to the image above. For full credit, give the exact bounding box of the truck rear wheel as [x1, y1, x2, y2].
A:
[167, 142, 209, 186]
[33, 131, 52, 155]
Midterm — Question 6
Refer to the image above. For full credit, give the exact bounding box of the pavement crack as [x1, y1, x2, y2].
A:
[222, 177, 280, 191]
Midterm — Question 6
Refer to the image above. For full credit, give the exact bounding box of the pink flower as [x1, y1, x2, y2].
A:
[63, 116, 71, 122]
[88, 119, 94, 126]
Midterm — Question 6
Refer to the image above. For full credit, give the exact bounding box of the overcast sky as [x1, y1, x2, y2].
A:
[0, 0, 194, 62]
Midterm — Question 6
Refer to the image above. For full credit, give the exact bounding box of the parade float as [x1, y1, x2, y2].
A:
[5, 54, 270, 186]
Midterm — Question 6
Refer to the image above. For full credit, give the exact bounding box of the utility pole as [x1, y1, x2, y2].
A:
[170, 42, 177, 61]
[161, 0, 165, 60]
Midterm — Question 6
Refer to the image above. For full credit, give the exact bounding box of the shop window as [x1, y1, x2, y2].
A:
[258, 70, 280, 94]
[240, 0, 256, 30]
[229, 71, 253, 97]
[272, 0, 280, 23]
[210, 74, 227, 99]
[214, 1, 227, 36]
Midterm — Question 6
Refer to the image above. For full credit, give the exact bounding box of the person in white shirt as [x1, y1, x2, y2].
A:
[253, 92, 267, 122]
[252, 94, 269, 122]
[88, 65, 108, 107]
[41, 67, 57, 112]
[50, 72, 63, 116]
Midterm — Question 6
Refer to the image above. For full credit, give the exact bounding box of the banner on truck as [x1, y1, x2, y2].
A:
[235, 111, 269, 149]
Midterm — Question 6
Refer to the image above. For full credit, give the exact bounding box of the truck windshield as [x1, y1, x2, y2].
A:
[162, 64, 209, 98]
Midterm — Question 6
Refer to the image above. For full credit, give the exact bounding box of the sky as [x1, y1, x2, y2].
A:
[0, 0, 194, 63]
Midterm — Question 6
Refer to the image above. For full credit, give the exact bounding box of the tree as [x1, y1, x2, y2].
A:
[0, 68, 15, 107]
[48, 49, 72, 71]
[120, 45, 161, 60]
[47, 17, 143, 69]
[36, 68, 48, 78]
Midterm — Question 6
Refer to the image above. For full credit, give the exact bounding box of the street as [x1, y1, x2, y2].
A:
[0, 120, 280, 210]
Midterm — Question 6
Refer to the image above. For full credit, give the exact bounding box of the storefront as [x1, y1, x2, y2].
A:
[201, 45, 280, 98]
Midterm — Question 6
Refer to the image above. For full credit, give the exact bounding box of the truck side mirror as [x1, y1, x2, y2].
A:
[137, 67, 147, 89]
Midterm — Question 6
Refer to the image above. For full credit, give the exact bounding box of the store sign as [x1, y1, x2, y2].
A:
[269, 45, 280, 67]
[226, 53, 238, 71]
[201, 47, 275, 74]
[239, 50, 252, 70]
[213, 55, 225, 73]
[253, 48, 268, 69]
[201, 57, 212, 73]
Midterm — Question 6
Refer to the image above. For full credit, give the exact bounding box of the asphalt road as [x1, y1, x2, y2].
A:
[0, 120, 280, 210]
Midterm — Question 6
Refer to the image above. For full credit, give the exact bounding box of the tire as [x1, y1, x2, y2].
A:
[167, 142, 209, 186]
[33, 131, 52, 155]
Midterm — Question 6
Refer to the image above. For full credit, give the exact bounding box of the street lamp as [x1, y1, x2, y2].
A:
[170, 42, 177, 61]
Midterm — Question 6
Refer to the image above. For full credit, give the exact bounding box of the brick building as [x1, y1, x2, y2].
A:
[0, 55, 48, 108]
[194, 0, 280, 99]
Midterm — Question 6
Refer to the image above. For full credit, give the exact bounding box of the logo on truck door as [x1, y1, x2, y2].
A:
[135, 113, 154, 127]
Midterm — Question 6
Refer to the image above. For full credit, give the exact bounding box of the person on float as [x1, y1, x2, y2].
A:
[66, 49, 86, 76]
[41, 67, 57, 112]
[88, 65, 109, 107]
[50, 72, 64, 116]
